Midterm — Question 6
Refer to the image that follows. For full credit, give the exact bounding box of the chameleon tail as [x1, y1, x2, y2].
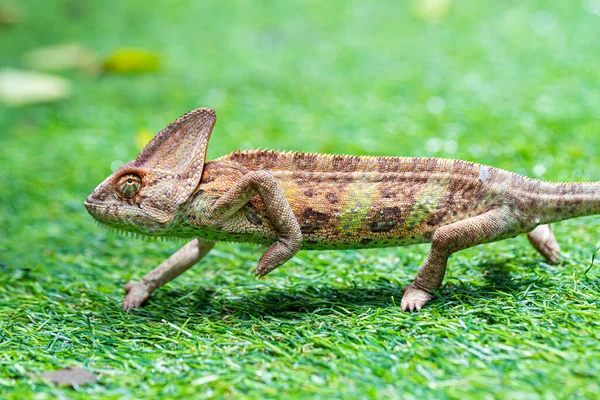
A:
[533, 181, 600, 224]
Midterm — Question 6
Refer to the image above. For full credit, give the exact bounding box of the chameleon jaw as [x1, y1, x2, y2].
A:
[91, 219, 186, 242]
[84, 198, 173, 240]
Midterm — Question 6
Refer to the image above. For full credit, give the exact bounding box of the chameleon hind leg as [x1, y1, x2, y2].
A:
[207, 170, 303, 277]
[527, 224, 561, 264]
[401, 207, 521, 312]
[123, 239, 214, 311]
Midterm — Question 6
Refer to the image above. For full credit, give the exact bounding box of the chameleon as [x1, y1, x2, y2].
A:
[85, 108, 600, 312]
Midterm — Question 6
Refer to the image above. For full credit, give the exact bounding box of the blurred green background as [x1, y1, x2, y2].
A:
[1, 0, 599, 398]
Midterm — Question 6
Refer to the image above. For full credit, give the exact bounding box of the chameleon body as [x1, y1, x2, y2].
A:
[85, 108, 600, 312]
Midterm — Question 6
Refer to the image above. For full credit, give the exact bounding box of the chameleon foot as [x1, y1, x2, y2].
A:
[123, 281, 151, 311]
[527, 224, 561, 265]
[255, 258, 280, 278]
[255, 237, 302, 278]
[401, 284, 435, 312]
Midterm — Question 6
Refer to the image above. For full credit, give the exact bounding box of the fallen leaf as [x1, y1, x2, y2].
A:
[0, 69, 71, 106]
[104, 49, 161, 74]
[412, 0, 452, 23]
[41, 367, 97, 387]
[23, 42, 101, 75]
[135, 128, 155, 150]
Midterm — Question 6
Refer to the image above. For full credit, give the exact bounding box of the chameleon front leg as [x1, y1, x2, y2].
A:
[401, 207, 520, 312]
[123, 239, 214, 311]
[208, 170, 303, 277]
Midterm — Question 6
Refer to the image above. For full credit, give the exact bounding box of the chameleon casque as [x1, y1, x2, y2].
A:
[85, 108, 600, 312]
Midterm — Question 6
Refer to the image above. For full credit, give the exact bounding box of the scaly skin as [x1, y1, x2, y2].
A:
[85, 108, 600, 312]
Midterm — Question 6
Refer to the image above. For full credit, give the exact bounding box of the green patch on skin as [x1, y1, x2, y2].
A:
[405, 179, 448, 230]
[190, 194, 212, 214]
[338, 183, 375, 235]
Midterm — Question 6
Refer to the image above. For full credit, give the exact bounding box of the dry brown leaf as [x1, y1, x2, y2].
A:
[41, 367, 97, 387]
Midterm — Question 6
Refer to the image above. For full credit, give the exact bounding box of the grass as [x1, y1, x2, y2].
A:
[1, 0, 600, 398]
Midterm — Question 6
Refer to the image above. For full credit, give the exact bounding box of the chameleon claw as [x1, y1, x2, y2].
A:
[254, 266, 269, 278]
[255, 258, 280, 278]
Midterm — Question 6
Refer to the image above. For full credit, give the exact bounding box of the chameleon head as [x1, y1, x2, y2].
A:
[85, 162, 176, 236]
[85, 107, 217, 237]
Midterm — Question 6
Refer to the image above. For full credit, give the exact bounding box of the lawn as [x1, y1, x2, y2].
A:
[1, 0, 600, 398]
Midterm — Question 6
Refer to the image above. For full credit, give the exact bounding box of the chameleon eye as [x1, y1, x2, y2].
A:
[117, 173, 142, 199]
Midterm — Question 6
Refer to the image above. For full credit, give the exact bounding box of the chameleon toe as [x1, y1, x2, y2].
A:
[401, 284, 435, 312]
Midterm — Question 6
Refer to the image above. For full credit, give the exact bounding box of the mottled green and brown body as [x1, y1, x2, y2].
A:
[185, 153, 493, 249]
[85, 108, 600, 312]
[178, 150, 600, 249]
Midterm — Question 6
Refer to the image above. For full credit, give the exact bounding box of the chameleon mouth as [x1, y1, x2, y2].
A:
[85, 204, 185, 242]
[92, 219, 185, 242]
[84, 200, 152, 239]
[84, 198, 109, 217]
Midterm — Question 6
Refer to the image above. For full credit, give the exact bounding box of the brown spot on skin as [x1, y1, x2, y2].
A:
[300, 208, 330, 234]
[304, 188, 315, 198]
[325, 193, 339, 204]
[369, 207, 403, 232]
[381, 189, 397, 198]
[426, 210, 447, 227]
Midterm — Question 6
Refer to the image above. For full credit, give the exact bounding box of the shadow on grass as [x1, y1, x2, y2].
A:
[441, 260, 563, 307]
[140, 261, 558, 321]
[159, 284, 405, 319]
[62, 258, 568, 325]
